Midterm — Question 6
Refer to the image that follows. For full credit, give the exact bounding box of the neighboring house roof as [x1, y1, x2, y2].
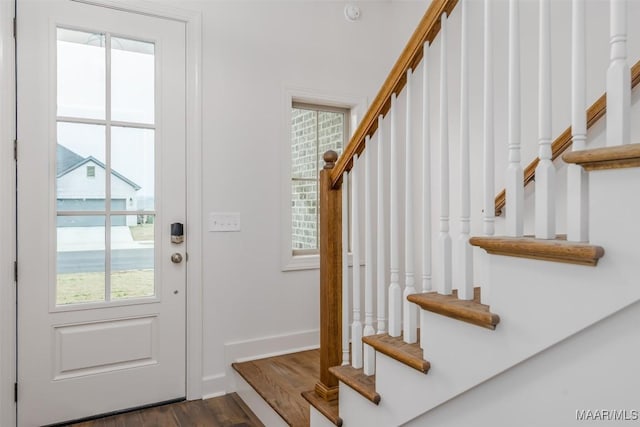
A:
[56, 144, 142, 191]
[56, 144, 84, 174]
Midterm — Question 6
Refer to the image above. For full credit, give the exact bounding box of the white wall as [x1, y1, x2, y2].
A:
[164, 0, 428, 395]
[404, 300, 640, 427]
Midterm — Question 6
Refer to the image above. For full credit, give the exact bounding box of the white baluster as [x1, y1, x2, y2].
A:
[422, 42, 432, 294]
[404, 69, 418, 343]
[481, 0, 495, 307]
[506, 0, 524, 237]
[439, 12, 452, 295]
[535, 0, 555, 239]
[483, 0, 495, 237]
[363, 139, 376, 375]
[606, 0, 630, 146]
[568, 0, 589, 242]
[421, 42, 432, 352]
[389, 93, 402, 337]
[458, 0, 473, 301]
[351, 155, 363, 369]
[342, 172, 350, 366]
[376, 115, 387, 334]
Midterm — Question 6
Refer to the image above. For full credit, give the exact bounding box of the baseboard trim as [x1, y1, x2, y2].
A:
[202, 374, 226, 400]
[199, 329, 320, 398]
[225, 329, 320, 364]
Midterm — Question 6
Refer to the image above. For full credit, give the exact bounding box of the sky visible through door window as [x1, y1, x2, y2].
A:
[56, 28, 156, 305]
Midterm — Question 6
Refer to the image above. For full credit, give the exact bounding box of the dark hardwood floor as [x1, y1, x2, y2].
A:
[67, 393, 264, 427]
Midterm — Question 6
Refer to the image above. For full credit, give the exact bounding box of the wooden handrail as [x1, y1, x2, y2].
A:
[494, 59, 640, 216]
[329, 0, 458, 189]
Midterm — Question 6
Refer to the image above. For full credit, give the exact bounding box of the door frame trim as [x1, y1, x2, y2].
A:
[6, 2, 204, 421]
[0, 0, 17, 426]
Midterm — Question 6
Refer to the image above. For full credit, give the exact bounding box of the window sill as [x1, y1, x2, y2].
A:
[282, 253, 320, 271]
[281, 252, 359, 272]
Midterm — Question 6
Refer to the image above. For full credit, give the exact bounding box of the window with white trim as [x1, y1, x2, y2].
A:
[290, 102, 349, 255]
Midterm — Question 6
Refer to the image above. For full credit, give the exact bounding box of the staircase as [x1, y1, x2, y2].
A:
[234, 0, 640, 425]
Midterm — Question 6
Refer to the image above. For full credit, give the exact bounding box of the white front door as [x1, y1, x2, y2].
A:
[17, 1, 187, 425]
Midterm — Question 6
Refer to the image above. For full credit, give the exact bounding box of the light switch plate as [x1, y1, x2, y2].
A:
[209, 212, 241, 232]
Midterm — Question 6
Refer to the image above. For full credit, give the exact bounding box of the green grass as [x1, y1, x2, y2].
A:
[57, 270, 154, 305]
[129, 224, 154, 241]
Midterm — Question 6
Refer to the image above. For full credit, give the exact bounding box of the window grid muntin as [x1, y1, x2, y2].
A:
[55, 26, 156, 306]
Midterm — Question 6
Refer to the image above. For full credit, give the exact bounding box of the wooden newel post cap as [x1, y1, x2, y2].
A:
[323, 150, 338, 170]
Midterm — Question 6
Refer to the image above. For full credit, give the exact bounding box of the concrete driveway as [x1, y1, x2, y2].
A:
[57, 226, 153, 252]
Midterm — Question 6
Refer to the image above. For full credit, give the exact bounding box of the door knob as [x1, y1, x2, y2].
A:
[171, 253, 183, 263]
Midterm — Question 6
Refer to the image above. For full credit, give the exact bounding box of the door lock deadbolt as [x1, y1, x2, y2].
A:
[171, 223, 184, 244]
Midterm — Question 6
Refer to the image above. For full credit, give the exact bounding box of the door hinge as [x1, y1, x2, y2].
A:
[12, 17, 16, 38]
[13, 261, 17, 282]
[13, 140, 17, 161]
[13, 383, 17, 402]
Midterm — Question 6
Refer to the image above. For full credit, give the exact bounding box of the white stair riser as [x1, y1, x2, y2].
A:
[310, 406, 337, 427]
[232, 371, 288, 427]
[335, 383, 392, 427]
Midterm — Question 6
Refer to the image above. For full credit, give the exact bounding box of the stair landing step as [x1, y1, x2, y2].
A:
[469, 235, 604, 266]
[563, 143, 640, 171]
[232, 349, 319, 427]
[362, 333, 430, 374]
[329, 365, 380, 404]
[408, 287, 499, 330]
[301, 390, 342, 426]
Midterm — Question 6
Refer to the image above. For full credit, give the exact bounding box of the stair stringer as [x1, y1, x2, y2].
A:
[401, 297, 640, 427]
[335, 166, 640, 426]
[345, 260, 640, 426]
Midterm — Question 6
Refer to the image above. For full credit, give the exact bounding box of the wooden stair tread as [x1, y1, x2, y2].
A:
[301, 390, 342, 426]
[563, 143, 640, 171]
[362, 333, 430, 374]
[232, 349, 319, 427]
[469, 235, 604, 266]
[328, 365, 380, 404]
[408, 287, 499, 330]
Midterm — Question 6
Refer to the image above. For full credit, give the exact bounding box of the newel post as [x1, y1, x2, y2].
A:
[315, 150, 342, 401]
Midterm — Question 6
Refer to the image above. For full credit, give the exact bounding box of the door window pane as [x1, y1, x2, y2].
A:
[111, 215, 154, 300]
[57, 28, 106, 119]
[111, 215, 155, 300]
[55, 29, 158, 307]
[111, 37, 155, 124]
[56, 122, 106, 211]
[56, 215, 106, 305]
[111, 127, 155, 211]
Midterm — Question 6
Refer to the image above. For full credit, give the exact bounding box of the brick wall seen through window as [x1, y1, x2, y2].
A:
[291, 102, 349, 253]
